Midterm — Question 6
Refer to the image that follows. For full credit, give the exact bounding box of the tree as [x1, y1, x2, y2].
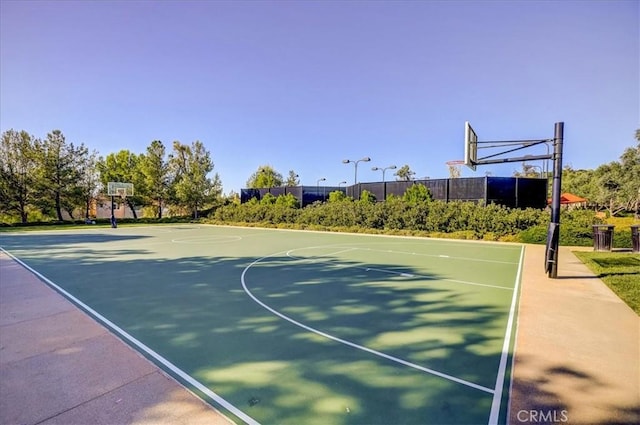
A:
[36, 130, 88, 221]
[140, 140, 169, 218]
[246, 165, 283, 188]
[0, 130, 39, 223]
[593, 162, 626, 216]
[616, 140, 640, 215]
[285, 170, 300, 186]
[513, 163, 544, 178]
[76, 149, 100, 220]
[561, 166, 597, 202]
[168, 140, 217, 218]
[394, 165, 416, 181]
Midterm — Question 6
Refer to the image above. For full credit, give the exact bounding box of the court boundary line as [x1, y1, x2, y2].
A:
[205, 223, 524, 250]
[360, 246, 520, 265]
[488, 244, 525, 424]
[0, 247, 260, 425]
[171, 235, 243, 244]
[241, 249, 496, 394]
[285, 246, 514, 291]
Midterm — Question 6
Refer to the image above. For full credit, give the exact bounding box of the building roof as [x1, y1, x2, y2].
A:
[548, 192, 588, 205]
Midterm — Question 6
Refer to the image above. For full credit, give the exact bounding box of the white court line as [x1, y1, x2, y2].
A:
[286, 247, 357, 261]
[0, 247, 260, 425]
[241, 250, 495, 395]
[171, 235, 243, 244]
[285, 246, 513, 291]
[488, 245, 525, 425]
[361, 247, 519, 265]
[360, 266, 512, 291]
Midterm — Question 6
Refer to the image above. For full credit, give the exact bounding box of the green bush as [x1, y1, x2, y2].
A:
[403, 183, 432, 205]
[211, 195, 632, 247]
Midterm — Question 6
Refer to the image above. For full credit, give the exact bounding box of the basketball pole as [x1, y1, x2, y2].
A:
[548, 122, 564, 278]
[110, 195, 117, 228]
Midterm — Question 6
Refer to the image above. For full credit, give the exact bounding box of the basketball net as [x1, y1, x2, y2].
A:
[446, 160, 464, 179]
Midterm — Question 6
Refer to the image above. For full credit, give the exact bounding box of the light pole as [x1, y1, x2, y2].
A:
[523, 161, 543, 178]
[317, 177, 326, 201]
[371, 165, 397, 182]
[338, 180, 347, 198]
[342, 157, 371, 184]
[530, 165, 543, 178]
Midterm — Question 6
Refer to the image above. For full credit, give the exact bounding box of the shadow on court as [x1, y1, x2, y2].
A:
[1, 232, 518, 425]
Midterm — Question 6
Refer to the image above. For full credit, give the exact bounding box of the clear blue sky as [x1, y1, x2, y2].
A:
[1, 0, 638, 194]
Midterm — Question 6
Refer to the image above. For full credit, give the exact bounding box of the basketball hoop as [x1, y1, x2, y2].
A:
[446, 160, 464, 178]
[107, 182, 134, 228]
[116, 188, 127, 201]
[107, 182, 134, 197]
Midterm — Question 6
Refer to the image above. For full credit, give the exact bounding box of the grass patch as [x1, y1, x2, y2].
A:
[573, 251, 640, 315]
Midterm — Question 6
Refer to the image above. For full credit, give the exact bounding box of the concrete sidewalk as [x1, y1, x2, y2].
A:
[0, 252, 232, 425]
[1, 245, 638, 425]
[510, 245, 639, 424]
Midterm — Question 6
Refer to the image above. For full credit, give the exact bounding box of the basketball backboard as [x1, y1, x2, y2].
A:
[107, 182, 134, 197]
[464, 121, 478, 171]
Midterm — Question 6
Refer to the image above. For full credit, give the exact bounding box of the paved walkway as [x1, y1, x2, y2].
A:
[0, 251, 232, 425]
[510, 245, 639, 424]
[1, 244, 638, 424]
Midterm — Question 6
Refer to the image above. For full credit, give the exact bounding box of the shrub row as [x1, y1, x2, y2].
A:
[212, 195, 553, 239]
[211, 191, 633, 246]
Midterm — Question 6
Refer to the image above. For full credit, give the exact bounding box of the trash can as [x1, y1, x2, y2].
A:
[632, 225, 640, 254]
[592, 225, 614, 252]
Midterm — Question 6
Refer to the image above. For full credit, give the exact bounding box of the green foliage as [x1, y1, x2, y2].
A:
[358, 190, 376, 204]
[402, 183, 432, 205]
[394, 164, 415, 181]
[0, 129, 39, 223]
[246, 165, 283, 188]
[517, 209, 616, 247]
[168, 140, 217, 219]
[562, 134, 639, 216]
[275, 193, 300, 208]
[328, 190, 349, 203]
[285, 170, 300, 187]
[260, 193, 276, 205]
[140, 140, 169, 218]
[214, 196, 555, 240]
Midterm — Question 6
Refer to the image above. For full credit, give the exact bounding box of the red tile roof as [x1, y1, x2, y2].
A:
[547, 192, 588, 205]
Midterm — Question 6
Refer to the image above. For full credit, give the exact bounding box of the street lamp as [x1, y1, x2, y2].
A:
[338, 181, 347, 188]
[523, 162, 543, 178]
[317, 177, 326, 201]
[342, 157, 371, 184]
[371, 165, 397, 182]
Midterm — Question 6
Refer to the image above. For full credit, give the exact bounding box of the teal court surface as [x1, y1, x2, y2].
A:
[0, 225, 525, 425]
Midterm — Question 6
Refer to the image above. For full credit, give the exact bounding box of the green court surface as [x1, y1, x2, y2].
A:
[0, 225, 524, 425]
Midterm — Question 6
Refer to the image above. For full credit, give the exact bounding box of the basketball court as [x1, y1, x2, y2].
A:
[0, 225, 524, 424]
